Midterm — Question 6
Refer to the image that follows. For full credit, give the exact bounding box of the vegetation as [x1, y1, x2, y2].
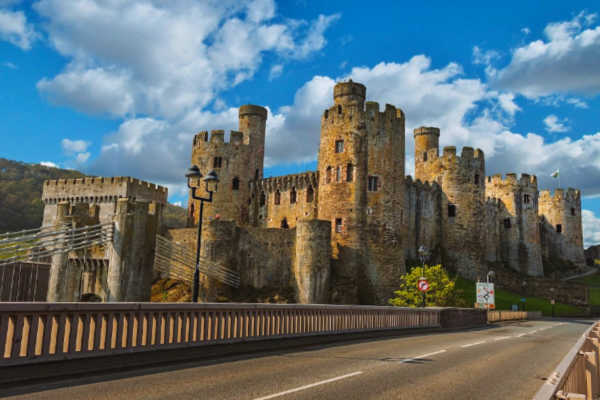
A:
[0, 158, 188, 234]
[454, 276, 586, 316]
[389, 264, 467, 307]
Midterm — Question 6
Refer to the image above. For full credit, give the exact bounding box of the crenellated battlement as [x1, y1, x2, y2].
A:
[403, 175, 442, 192]
[539, 188, 581, 202]
[193, 130, 249, 147]
[486, 173, 538, 189]
[258, 171, 319, 193]
[42, 176, 168, 205]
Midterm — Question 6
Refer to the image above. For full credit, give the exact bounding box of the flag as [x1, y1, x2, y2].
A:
[551, 169, 559, 178]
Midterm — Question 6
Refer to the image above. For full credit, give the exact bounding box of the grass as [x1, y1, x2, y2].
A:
[454, 276, 586, 317]
[571, 270, 600, 287]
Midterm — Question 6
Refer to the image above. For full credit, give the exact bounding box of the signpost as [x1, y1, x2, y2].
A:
[417, 277, 428, 307]
[476, 282, 495, 310]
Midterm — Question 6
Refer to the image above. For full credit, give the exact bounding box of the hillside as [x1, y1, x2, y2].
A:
[0, 158, 187, 233]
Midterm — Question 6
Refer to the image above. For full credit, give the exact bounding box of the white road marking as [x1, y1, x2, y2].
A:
[494, 336, 511, 341]
[516, 332, 527, 337]
[461, 341, 486, 348]
[397, 349, 448, 364]
[253, 371, 363, 400]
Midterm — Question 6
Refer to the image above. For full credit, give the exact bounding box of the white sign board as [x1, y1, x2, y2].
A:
[476, 282, 495, 310]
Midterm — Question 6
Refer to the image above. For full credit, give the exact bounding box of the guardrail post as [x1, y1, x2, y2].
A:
[584, 350, 598, 399]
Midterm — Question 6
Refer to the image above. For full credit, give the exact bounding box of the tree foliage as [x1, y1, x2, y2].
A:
[388, 264, 466, 307]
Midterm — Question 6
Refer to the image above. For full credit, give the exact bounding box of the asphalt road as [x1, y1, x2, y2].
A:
[2, 319, 593, 400]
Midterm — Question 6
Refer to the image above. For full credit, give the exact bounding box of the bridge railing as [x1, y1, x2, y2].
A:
[0, 303, 465, 367]
[534, 321, 600, 400]
[487, 310, 542, 322]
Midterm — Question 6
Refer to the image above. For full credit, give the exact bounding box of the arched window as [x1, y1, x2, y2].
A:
[274, 190, 281, 205]
[260, 192, 265, 206]
[290, 187, 297, 204]
[307, 186, 314, 203]
[326, 166, 332, 184]
[346, 163, 353, 182]
[232, 177, 240, 190]
[281, 218, 289, 229]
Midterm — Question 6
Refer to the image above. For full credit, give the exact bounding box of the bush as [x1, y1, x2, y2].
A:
[388, 264, 467, 307]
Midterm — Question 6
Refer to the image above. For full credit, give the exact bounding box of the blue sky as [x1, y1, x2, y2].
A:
[1, 0, 600, 246]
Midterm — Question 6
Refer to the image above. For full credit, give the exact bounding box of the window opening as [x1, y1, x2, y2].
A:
[336, 166, 341, 182]
[274, 190, 280, 205]
[260, 192, 265, 206]
[523, 194, 530, 204]
[335, 218, 343, 233]
[474, 174, 479, 185]
[335, 140, 344, 153]
[368, 176, 379, 192]
[307, 186, 314, 203]
[326, 166, 332, 184]
[213, 157, 222, 168]
[423, 152, 428, 162]
[255, 169, 259, 180]
[232, 177, 240, 190]
[504, 218, 511, 229]
[346, 164, 353, 182]
[281, 218, 289, 229]
[337, 105, 342, 115]
[448, 204, 456, 217]
[290, 187, 297, 204]
[571, 208, 576, 216]
[556, 224, 562, 233]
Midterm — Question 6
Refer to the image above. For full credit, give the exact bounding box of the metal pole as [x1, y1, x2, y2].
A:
[421, 256, 426, 308]
[192, 198, 204, 303]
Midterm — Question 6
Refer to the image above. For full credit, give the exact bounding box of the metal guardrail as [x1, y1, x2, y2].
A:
[0, 303, 444, 367]
[533, 321, 600, 400]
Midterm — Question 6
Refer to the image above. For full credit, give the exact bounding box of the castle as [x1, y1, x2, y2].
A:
[39, 80, 585, 305]
[185, 80, 585, 305]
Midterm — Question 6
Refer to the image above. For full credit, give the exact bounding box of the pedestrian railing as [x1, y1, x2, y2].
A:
[533, 321, 600, 400]
[0, 303, 455, 367]
[487, 310, 542, 322]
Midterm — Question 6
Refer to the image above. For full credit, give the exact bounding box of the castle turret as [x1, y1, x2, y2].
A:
[486, 173, 543, 276]
[414, 126, 440, 181]
[189, 105, 267, 227]
[318, 81, 369, 303]
[539, 188, 585, 266]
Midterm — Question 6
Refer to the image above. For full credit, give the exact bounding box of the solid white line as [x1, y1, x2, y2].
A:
[461, 341, 486, 348]
[413, 349, 447, 359]
[516, 332, 527, 337]
[253, 371, 363, 400]
[494, 336, 511, 341]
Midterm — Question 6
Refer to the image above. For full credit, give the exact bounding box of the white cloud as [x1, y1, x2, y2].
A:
[521, 27, 531, 35]
[61, 138, 90, 154]
[0, 7, 37, 50]
[497, 93, 521, 117]
[583, 209, 600, 248]
[493, 11, 600, 97]
[472, 45, 500, 65]
[171, 201, 183, 207]
[33, 0, 339, 118]
[75, 152, 90, 163]
[2, 61, 16, 69]
[566, 97, 589, 108]
[40, 161, 58, 168]
[543, 114, 569, 133]
[269, 64, 283, 80]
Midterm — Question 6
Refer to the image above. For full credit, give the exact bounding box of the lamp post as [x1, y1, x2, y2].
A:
[417, 245, 428, 308]
[186, 166, 219, 303]
[521, 280, 527, 311]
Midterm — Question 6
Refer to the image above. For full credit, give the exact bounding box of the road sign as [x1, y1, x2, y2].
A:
[417, 279, 429, 292]
[476, 282, 495, 310]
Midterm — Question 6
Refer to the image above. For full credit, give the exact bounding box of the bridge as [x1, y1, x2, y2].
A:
[0, 301, 593, 400]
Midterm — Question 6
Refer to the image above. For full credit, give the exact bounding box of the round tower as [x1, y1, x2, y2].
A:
[317, 81, 368, 304]
[413, 126, 440, 182]
[333, 80, 366, 107]
[239, 104, 267, 181]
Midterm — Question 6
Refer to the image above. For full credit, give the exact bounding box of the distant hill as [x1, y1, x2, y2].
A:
[0, 158, 187, 233]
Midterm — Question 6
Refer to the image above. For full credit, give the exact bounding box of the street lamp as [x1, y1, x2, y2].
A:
[186, 166, 219, 303]
[417, 245, 428, 308]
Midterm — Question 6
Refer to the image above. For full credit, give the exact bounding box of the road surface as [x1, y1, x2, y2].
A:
[2, 318, 593, 400]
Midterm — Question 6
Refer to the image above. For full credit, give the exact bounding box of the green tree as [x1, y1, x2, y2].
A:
[388, 264, 465, 307]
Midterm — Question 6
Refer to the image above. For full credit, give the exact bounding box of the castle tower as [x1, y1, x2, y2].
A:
[486, 173, 543, 276]
[413, 126, 440, 181]
[414, 132, 487, 280]
[189, 105, 267, 227]
[317, 81, 368, 304]
[539, 188, 585, 266]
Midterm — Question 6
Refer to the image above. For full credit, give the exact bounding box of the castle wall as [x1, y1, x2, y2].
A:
[294, 219, 332, 304]
[250, 172, 319, 229]
[539, 189, 585, 266]
[403, 176, 442, 264]
[485, 174, 543, 276]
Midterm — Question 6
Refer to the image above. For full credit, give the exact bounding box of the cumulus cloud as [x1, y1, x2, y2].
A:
[40, 161, 58, 168]
[0, 7, 37, 50]
[61, 138, 90, 154]
[269, 64, 283, 80]
[33, 0, 339, 118]
[543, 114, 569, 133]
[583, 209, 600, 248]
[492, 11, 600, 97]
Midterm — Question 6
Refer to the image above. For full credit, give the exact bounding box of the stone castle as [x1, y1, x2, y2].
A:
[185, 80, 585, 304]
[39, 81, 585, 305]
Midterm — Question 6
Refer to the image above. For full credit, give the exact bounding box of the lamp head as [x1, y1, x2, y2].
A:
[203, 170, 219, 192]
[186, 165, 202, 188]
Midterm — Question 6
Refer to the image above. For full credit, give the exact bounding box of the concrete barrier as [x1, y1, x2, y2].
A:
[0, 303, 486, 367]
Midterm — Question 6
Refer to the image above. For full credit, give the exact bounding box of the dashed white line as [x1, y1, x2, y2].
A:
[399, 349, 448, 363]
[461, 341, 486, 348]
[253, 371, 364, 400]
[494, 336, 511, 341]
